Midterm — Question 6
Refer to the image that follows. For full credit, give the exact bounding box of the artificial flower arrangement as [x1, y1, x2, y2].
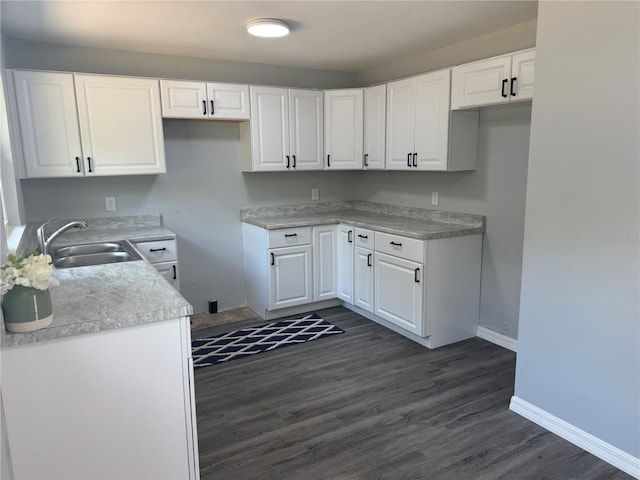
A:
[1, 252, 59, 295]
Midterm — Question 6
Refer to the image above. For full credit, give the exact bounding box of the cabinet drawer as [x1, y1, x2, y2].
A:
[354, 227, 374, 249]
[268, 227, 312, 248]
[135, 239, 177, 263]
[375, 231, 424, 263]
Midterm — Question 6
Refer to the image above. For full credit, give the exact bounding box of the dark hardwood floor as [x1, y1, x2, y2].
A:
[193, 306, 631, 480]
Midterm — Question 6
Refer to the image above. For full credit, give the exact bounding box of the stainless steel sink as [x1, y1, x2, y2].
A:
[52, 240, 142, 269]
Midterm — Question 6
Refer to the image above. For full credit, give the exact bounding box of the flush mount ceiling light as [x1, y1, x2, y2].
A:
[246, 18, 290, 38]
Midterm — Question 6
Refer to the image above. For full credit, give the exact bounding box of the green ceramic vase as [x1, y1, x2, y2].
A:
[2, 286, 53, 333]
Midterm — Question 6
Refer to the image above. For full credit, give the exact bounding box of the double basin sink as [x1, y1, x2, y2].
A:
[52, 240, 142, 269]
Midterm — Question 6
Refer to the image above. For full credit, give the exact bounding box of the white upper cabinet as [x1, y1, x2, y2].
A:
[13, 70, 85, 178]
[363, 84, 386, 170]
[160, 80, 250, 120]
[242, 86, 322, 172]
[324, 89, 363, 170]
[387, 69, 475, 171]
[13, 70, 166, 178]
[451, 48, 535, 109]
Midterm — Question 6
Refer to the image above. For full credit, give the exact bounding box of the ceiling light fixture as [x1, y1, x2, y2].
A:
[246, 18, 290, 38]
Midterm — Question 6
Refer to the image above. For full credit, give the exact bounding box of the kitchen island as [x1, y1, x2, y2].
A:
[1, 217, 199, 480]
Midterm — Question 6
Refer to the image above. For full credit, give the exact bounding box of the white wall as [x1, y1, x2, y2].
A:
[515, 0, 639, 459]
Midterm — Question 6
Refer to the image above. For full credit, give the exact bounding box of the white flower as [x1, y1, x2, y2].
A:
[0, 252, 59, 294]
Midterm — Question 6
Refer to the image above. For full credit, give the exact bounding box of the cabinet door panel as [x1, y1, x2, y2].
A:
[414, 69, 450, 171]
[289, 89, 323, 170]
[75, 75, 166, 175]
[154, 261, 180, 292]
[324, 90, 363, 170]
[363, 84, 386, 170]
[269, 245, 312, 310]
[385, 78, 415, 170]
[160, 80, 207, 119]
[313, 225, 337, 301]
[374, 252, 423, 336]
[511, 50, 535, 101]
[337, 225, 354, 303]
[207, 83, 250, 120]
[451, 55, 511, 109]
[13, 70, 84, 177]
[250, 86, 289, 171]
[354, 246, 374, 313]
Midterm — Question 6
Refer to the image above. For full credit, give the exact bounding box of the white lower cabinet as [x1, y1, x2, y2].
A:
[354, 245, 374, 313]
[337, 224, 354, 303]
[2, 317, 199, 480]
[134, 239, 180, 292]
[313, 225, 338, 301]
[269, 244, 313, 310]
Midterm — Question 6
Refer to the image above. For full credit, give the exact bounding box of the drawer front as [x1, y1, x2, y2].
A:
[135, 239, 177, 263]
[268, 227, 312, 248]
[375, 231, 424, 263]
[354, 227, 374, 249]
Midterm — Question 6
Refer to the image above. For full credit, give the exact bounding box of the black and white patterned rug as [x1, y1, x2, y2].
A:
[192, 313, 344, 368]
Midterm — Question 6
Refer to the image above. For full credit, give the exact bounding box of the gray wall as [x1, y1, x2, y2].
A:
[356, 105, 530, 338]
[515, 1, 639, 458]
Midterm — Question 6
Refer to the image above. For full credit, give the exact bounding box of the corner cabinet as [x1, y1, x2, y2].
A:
[324, 89, 364, 170]
[451, 48, 535, 109]
[160, 79, 249, 120]
[386, 69, 478, 172]
[241, 86, 323, 172]
[12, 70, 166, 178]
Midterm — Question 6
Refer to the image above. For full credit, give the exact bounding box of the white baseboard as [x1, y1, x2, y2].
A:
[510, 396, 640, 479]
[476, 326, 517, 352]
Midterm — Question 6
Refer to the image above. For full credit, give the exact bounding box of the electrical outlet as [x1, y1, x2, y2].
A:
[431, 192, 439, 206]
[105, 196, 116, 212]
[311, 188, 319, 201]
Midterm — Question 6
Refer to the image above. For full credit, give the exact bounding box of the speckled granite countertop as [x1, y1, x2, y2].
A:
[241, 201, 485, 240]
[3, 215, 191, 348]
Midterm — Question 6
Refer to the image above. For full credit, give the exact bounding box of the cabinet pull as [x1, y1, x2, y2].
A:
[415, 268, 420, 283]
[367, 253, 372, 267]
[284, 233, 298, 238]
[149, 247, 167, 252]
[348, 230, 353, 243]
[357, 234, 368, 239]
[327, 154, 331, 167]
[364, 153, 369, 167]
[407, 153, 411, 167]
[75, 157, 81, 173]
[390, 241, 402, 247]
[292, 155, 296, 168]
[270, 252, 275, 265]
[210, 100, 215, 114]
[202, 100, 207, 115]
[510, 77, 517, 97]
[87, 157, 92, 173]
[172, 265, 177, 280]
[286, 155, 290, 168]
[413, 153, 417, 168]
[501, 78, 508, 98]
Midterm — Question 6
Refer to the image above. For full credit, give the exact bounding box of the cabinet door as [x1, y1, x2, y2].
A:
[160, 80, 208, 119]
[289, 89, 323, 170]
[249, 86, 289, 171]
[385, 77, 415, 170]
[511, 49, 535, 101]
[414, 69, 451, 171]
[324, 89, 363, 170]
[74, 75, 166, 175]
[451, 55, 512, 109]
[207, 82, 250, 120]
[269, 245, 312, 310]
[374, 252, 423, 336]
[354, 246, 374, 313]
[13, 70, 84, 178]
[154, 261, 180, 292]
[363, 84, 386, 170]
[312, 225, 337, 301]
[336, 224, 354, 304]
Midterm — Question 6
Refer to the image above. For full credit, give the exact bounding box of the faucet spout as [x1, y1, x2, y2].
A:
[37, 219, 89, 256]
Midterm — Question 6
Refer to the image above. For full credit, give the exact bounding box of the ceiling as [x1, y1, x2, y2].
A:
[0, 1, 538, 73]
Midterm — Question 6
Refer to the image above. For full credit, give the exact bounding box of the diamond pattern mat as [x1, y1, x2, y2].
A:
[192, 313, 344, 368]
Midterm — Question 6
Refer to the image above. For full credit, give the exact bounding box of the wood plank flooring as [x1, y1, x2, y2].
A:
[193, 306, 631, 480]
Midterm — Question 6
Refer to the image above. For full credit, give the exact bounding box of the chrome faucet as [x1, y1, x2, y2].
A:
[37, 218, 89, 256]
